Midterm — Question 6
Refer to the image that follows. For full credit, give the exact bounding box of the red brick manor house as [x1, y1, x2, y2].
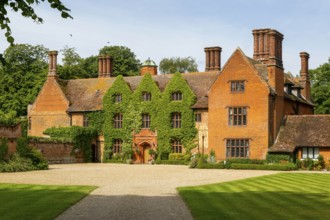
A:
[27, 28, 330, 163]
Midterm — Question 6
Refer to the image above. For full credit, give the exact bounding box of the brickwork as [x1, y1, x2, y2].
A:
[208, 49, 270, 160]
[194, 110, 208, 154]
[0, 124, 22, 159]
[28, 77, 69, 136]
[29, 141, 83, 164]
[71, 113, 84, 126]
[140, 66, 157, 76]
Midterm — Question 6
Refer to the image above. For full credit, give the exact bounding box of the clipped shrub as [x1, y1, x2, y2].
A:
[197, 155, 207, 168]
[317, 155, 326, 170]
[224, 158, 266, 169]
[156, 160, 187, 165]
[266, 153, 291, 163]
[169, 153, 185, 161]
[197, 162, 225, 169]
[189, 158, 198, 168]
[231, 163, 298, 171]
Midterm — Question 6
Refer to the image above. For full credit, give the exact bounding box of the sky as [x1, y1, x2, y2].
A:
[0, 0, 329, 76]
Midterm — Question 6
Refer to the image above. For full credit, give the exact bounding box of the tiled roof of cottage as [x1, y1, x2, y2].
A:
[269, 115, 330, 153]
[57, 71, 219, 112]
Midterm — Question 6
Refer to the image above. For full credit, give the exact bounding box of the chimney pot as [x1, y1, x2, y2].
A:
[48, 51, 58, 76]
[204, 46, 222, 72]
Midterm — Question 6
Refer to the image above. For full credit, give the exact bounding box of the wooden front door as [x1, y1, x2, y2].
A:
[143, 144, 151, 164]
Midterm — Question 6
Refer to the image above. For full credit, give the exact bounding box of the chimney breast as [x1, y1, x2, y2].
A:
[98, 55, 112, 78]
[48, 51, 58, 76]
[299, 52, 311, 101]
[204, 47, 222, 71]
[253, 29, 283, 68]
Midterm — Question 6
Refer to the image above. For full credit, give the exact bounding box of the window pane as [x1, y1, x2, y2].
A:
[302, 148, 307, 159]
[226, 140, 230, 146]
[234, 108, 237, 114]
[226, 147, 230, 157]
[308, 148, 314, 159]
[314, 148, 319, 159]
[231, 140, 235, 146]
[240, 147, 244, 157]
[231, 148, 235, 157]
[243, 115, 247, 125]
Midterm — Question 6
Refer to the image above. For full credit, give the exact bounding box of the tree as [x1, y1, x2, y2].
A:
[0, 0, 72, 45]
[57, 46, 98, 79]
[0, 44, 48, 116]
[159, 57, 198, 74]
[99, 46, 140, 76]
[310, 58, 330, 114]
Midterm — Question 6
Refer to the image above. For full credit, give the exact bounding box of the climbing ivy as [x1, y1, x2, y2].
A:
[43, 126, 98, 162]
[102, 72, 198, 161]
[157, 72, 197, 156]
[132, 74, 162, 131]
[86, 111, 105, 134]
[103, 75, 136, 160]
[0, 138, 8, 160]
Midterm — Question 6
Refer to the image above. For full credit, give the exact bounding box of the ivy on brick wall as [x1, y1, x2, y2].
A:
[132, 74, 162, 131]
[101, 73, 198, 161]
[43, 126, 98, 162]
[86, 111, 105, 134]
[0, 138, 8, 160]
[157, 72, 197, 157]
[103, 75, 136, 160]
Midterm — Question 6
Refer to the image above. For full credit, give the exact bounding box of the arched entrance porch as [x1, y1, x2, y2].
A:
[135, 142, 155, 164]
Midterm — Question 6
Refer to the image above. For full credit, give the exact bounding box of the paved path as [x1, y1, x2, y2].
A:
[0, 164, 279, 220]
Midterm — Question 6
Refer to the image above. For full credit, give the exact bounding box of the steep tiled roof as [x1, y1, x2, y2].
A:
[269, 115, 330, 153]
[58, 71, 219, 112]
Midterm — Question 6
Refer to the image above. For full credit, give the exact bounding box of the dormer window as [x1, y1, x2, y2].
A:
[230, 81, 245, 93]
[142, 92, 151, 101]
[285, 84, 293, 95]
[171, 92, 182, 101]
[115, 94, 122, 103]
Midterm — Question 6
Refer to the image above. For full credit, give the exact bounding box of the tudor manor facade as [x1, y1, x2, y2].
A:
[28, 28, 325, 163]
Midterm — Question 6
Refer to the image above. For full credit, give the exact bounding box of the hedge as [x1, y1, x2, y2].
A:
[156, 160, 188, 165]
[230, 163, 298, 171]
[196, 162, 225, 169]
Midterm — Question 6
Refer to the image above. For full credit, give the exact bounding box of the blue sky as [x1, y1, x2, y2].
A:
[1, 0, 329, 75]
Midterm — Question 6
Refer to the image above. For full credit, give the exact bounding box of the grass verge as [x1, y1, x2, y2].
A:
[178, 173, 330, 220]
[0, 183, 96, 220]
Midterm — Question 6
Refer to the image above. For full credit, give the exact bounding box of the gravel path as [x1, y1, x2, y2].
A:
[0, 164, 279, 220]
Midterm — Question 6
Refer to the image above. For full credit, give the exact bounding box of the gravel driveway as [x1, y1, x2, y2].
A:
[0, 163, 279, 220]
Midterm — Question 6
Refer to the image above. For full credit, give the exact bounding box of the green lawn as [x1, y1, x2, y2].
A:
[0, 184, 96, 220]
[178, 173, 330, 220]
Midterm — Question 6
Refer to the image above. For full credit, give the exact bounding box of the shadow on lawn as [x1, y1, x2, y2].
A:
[178, 190, 330, 220]
[56, 194, 192, 220]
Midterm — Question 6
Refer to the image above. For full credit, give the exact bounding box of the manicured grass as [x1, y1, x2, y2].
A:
[0, 184, 96, 220]
[178, 173, 330, 220]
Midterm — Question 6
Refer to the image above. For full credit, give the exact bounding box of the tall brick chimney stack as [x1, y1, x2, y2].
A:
[253, 28, 285, 146]
[253, 29, 283, 68]
[299, 52, 311, 101]
[48, 51, 58, 76]
[205, 47, 222, 71]
[98, 55, 112, 78]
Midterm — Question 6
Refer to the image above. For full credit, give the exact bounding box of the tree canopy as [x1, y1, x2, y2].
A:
[99, 46, 140, 76]
[159, 57, 198, 74]
[57, 46, 98, 79]
[0, 0, 72, 45]
[0, 44, 48, 116]
[310, 58, 330, 114]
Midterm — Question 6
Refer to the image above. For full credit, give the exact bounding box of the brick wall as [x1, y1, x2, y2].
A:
[29, 141, 84, 164]
[28, 77, 70, 136]
[208, 49, 270, 160]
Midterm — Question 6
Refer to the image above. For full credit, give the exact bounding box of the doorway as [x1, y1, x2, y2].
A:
[142, 143, 151, 164]
[91, 144, 100, 162]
